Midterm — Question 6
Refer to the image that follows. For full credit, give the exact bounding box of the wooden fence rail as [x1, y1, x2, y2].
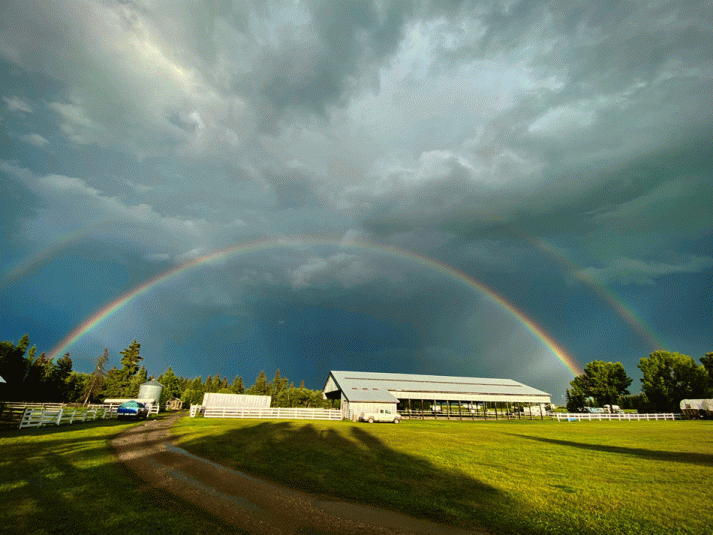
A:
[200, 407, 342, 420]
[554, 412, 680, 422]
[4, 401, 160, 429]
[19, 406, 109, 429]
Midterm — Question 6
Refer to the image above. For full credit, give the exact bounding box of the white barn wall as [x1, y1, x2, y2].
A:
[202, 393, 271, 409]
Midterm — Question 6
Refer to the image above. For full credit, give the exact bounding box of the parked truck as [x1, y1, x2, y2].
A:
[358, 408, 401, 423]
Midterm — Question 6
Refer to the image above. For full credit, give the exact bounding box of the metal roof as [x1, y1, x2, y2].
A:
[324, 370, 550, 403]
[141, 379, 164, 387]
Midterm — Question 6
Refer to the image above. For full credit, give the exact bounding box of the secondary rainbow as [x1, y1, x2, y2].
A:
[48, 237, 584, 376]
[530, 236, 666, 351]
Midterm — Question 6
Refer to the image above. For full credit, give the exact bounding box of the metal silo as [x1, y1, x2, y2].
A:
[138, 379, 164, 404]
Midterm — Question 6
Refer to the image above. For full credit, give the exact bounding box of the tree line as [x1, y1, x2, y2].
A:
[0, 335, 336, 409]
[566, 350, 713, 413]
[4, 333, 709, 413]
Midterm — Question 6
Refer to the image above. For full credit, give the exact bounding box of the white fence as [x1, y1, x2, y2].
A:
[19, 405, 109, 429]
[198, 406, 342, 421]
[7, 400, 158, 429]
[554, 412, 680, 422]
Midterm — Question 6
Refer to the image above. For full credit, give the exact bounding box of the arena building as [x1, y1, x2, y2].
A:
[323, 370, 552, 421]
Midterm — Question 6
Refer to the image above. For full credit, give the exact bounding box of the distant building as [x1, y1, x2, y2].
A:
[323, 370, 551, 421]
[165, 398, 183, 411]
[201, 392, 271, 409]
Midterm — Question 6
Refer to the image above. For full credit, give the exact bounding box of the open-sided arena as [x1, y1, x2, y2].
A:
[323, 371, 551, 421]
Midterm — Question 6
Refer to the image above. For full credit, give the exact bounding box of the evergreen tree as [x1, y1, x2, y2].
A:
[24, 348, 48, 401]
[158, 367, 182, 405]
[66, 372, 91, 403]
[102, 340, 143, 398]
[247, 370, 269, 395]
[48, 353, 73, 400]
[181, 376, 205, 406]
[270, 369, 289, 406]
[212, 374, 222, 392]
[231, 376, 245, 394]
[102, 367, 122, 398]
[128, 365, 148, 398]
[120, 340, 143, 375]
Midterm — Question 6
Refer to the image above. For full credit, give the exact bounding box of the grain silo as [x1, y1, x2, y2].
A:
[138, 379, 164, 404]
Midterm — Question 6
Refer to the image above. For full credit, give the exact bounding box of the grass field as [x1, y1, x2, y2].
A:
[0, 417, 240, 535]
[172, 417, 713, 535]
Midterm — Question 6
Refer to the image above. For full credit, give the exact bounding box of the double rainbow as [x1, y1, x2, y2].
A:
[48, 237, 584, 376]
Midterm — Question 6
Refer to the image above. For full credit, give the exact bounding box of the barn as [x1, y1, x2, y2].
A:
[322, 371, 552, 421]
[201, 392, 271, 409]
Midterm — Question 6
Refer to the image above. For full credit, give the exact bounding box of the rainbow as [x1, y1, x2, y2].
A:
[48, 237, 584, 376]
[529, 237, 666, 351]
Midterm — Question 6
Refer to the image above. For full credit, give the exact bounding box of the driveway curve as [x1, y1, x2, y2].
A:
[111, 415, 488, 535]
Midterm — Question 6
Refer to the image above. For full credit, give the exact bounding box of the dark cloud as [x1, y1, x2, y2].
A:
[250, 0, 411, 119]
[1, 0, 711, 398]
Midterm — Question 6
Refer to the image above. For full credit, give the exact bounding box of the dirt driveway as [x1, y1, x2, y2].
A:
[111, 415, 487, 535]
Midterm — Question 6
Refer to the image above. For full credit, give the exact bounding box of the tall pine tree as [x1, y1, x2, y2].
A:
[102, 340, 143, 398]
[158, 366, 182, 405]
[247, 370, 269, 395]
[231, 375, 245, 394]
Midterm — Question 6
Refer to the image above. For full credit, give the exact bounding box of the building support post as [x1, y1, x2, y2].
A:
[458, 400, 463, 421]
[484, 402, 487, 420]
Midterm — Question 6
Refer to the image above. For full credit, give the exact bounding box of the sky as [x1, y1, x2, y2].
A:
[1, 0, 711, 403]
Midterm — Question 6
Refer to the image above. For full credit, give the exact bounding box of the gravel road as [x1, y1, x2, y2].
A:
[111, 414, 488, 535]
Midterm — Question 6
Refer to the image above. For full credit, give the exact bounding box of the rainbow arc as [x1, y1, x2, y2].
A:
[48, 237, 584, 376]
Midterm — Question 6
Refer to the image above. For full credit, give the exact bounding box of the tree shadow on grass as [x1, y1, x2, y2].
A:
[0, 418, 240, 535]
[509, 434, 713, 467]
[176, 420, 516, 532]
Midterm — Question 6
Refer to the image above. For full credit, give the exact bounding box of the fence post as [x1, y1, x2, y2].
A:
[56, 407, 63, 425]
[19, 408, 29, 429]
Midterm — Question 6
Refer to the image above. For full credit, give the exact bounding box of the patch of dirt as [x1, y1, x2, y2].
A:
[111, 415, 488, 535]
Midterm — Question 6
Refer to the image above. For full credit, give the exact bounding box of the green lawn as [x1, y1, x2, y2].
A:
[0, 417, 239, 535]
[172, 417, 713, 535]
